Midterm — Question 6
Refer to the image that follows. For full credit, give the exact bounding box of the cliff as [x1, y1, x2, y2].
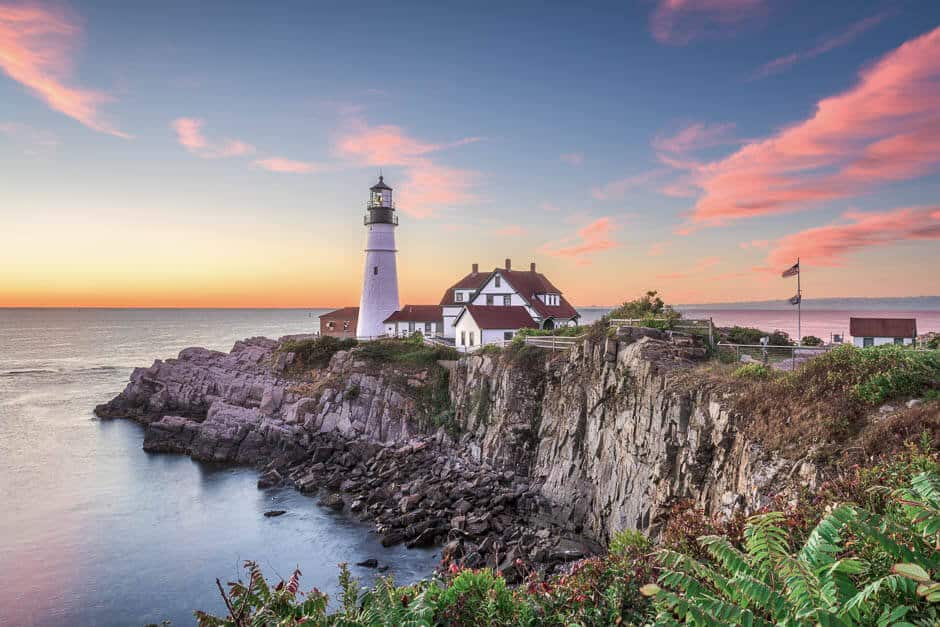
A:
[95, 330, 822, 573]
[450, 327, 818, 543]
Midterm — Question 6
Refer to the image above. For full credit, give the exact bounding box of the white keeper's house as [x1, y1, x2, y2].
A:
[383, 258, 579, 348]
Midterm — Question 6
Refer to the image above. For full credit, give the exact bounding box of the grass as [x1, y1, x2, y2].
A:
[731, 344, 940, 456]
[356, 335, 460, 366]
[279, 336, 358, 371]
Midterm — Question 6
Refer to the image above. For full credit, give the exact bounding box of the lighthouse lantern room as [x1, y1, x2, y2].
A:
[356, 176, 400, 338]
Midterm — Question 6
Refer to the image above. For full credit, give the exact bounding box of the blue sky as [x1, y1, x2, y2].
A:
[1, 0, 939, 306]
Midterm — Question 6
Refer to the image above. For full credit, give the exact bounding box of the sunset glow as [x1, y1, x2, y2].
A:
[2, 1, 939, 307]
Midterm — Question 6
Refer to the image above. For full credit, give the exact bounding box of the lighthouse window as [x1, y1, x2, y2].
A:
[373, 266, 378, 275]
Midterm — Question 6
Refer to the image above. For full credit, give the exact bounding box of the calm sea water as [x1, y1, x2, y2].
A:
[0, 309, 438, 627]
[1, 305, 937, 626]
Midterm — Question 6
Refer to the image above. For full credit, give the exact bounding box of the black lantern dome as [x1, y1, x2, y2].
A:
[365, 175, 397, 225]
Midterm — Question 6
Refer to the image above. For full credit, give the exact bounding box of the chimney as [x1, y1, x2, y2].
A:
[472, 263, 479, 274]
[530, 262, 536, 272]
[505, 258, 512, 270]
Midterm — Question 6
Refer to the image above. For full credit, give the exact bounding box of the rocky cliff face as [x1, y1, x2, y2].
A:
[450, 328, 816, 544]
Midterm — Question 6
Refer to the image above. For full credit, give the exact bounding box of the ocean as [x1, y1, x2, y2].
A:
[1, 304, 937, 626]
[0, 309, 437, 627]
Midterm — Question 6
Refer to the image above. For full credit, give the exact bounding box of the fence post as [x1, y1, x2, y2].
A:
[708, 318, 714, 348]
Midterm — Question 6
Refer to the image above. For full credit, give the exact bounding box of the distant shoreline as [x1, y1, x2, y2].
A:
[1, 296, 939, 311]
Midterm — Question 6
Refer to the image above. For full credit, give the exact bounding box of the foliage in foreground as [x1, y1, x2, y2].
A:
[356, 334, 460, 366]
[195, 448, 940, 626]
[643, 469, 940, 625]
[608, 290, 682, 324]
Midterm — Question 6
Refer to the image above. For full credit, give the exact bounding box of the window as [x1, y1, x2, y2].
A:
[503, 295, 511, 306]
[408, 321, 415, 333]
[486, 294, 494, 305]
[863, 337, 874, 347]
[373, 266, 378, 275]
[327, 321, 335, 329]
[460, 331, 466, 346]
[469, 332, 475, 346]
[503, 331, 513, 341]
[495, 276, 501, 288]
[894, 337, 904, 345]
[343, 321, 349, 331]
[425, 322, 433, 334]
[456, 292, 464, 302]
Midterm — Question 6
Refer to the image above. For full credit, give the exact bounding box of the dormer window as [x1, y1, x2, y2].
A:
[456, 291, 464, 302]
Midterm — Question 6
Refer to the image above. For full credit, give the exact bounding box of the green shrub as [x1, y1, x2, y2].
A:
[732, 363, 774, 380]
[801, 335, 824, 346]
[357, 336, 460, 366]
[720, 326, 794, 346]
[279, 336, 357, 370]
[609, 528, 650, 557]
[847, 345, 940, 404]
[608, 290, 681, 322]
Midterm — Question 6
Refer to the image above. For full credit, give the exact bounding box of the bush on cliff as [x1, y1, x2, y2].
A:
[280, 336, 358, 371]
[607, 290, 681, 323]
[718, 325, 794, 346]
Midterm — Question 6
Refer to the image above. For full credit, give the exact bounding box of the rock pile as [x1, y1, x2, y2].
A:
[264, 432, 596, 581]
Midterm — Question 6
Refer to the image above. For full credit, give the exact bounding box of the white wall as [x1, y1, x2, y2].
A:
[454, 313, 481, 349]
[386, 321, 440, 337]
[852, 336, 914, 347]
[356, 222, 399, 338]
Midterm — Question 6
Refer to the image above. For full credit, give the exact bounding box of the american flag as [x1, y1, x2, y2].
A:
[781, 261, 799, 278]
[789, 294, 801, 305]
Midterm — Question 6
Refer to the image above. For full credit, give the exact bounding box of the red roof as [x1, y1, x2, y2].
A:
[849, 317, 917, 338]
[321, 307, 358, 319]
[461, 305, 537, 330]
[499, 269, 579, 321]
[439, 271, 490, 306]
[383, 305, 443, 323]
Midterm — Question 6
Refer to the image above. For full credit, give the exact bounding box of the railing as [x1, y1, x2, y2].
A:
[522, 335, 583, 351]
[363, 211, 398, 226]
[716, 342, 831, 370]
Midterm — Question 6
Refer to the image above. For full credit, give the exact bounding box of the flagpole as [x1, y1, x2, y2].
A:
[797, 256, 801, 345]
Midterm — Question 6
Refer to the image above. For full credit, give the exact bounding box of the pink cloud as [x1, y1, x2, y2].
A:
[767, 206, 940, 268]
[591, 169, 665, 200]
[170, 117, 256, 159]
[752, 12, 890, 79]
[0, 4, 126, 136]
[648, 241, 669, 256]
[540, 217, 618, 264]
[495, 224, 527, 237]
[650, 0, 766, 45]
[679, 26, 940, 229]
[560, 152, 584, 166]
[334, 119, 481, 218]
[253, 157, 321, 173]
[653, 122, 736, 154]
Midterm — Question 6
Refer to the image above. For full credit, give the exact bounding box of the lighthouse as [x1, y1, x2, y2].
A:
[356, 176, 400, 338]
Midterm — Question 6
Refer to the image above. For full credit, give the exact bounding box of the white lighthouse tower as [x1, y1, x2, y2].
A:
[356, 176, 400, 338]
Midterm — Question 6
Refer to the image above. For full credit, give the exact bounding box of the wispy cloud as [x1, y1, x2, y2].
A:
[496, 224, 528, 237]
[170, 118, 255, 158]
[334, 118, 481, 218]
[739, 239, 770, 249]
[674, 26, 940, 230]
[0, 3, 127, 136]
[560, 152, 584, 166]
[253, 157, 322, 173]
[751, 12, 891, 79]
[540, 217, 618, 264]
[766, 206, 940, 268]
[650, 0, 766, 45]
[590, 169, 665, 200]
[653, 122, 737, 155]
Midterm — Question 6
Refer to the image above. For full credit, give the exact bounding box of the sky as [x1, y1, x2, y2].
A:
[1, 0, 940, 308]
